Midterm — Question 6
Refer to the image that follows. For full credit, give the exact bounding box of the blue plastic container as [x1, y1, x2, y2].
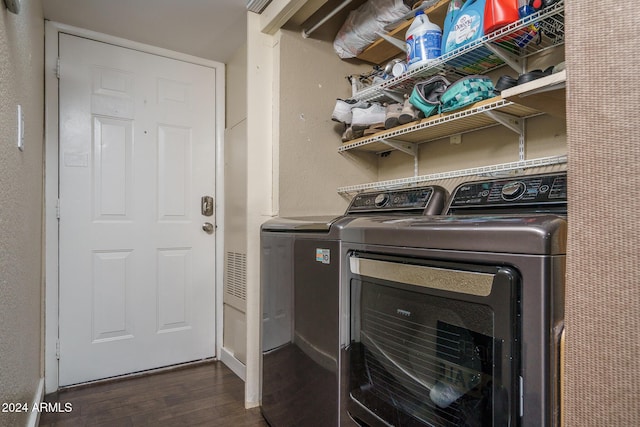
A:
[442, 0, 486, 54]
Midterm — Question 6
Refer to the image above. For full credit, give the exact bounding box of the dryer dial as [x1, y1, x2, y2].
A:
[501, 181, 526, 201]
[375, 193, 390, 207]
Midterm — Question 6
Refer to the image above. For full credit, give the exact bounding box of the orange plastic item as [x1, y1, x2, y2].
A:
[484, 0, 519, 34]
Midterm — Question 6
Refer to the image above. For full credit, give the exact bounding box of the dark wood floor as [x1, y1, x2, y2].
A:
[39, 361, 269, 427]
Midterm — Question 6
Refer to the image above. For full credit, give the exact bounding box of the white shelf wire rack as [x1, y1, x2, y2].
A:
[353, 0, 565, 103]
[339, 97, 541, 154]
[337, 155, 567, 195]
[335, 2, 566, 196]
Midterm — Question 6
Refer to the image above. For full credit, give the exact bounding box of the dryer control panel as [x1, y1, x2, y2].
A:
[346, 186, 447, 216]
[447, 172, 567, 215]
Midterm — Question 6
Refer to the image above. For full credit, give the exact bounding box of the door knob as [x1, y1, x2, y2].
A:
[202, 222, 214, 234]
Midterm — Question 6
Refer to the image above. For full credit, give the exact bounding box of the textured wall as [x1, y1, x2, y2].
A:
[0, 1, 44, 426]
[564, 0, 640, 425]
[277, 29, 377, 217]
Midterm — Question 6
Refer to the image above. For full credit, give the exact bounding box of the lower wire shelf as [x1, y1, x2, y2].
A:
[337, 154, 567, 196]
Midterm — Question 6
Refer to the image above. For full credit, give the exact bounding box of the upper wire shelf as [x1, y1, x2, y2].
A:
[353, 1, 565, 103]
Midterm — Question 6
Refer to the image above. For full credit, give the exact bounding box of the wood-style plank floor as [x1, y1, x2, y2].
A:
[39, 361, 269, 427]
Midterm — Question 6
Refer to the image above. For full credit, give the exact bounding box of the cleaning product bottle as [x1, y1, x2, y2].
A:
[442, 0, 486, 55]
[484, 0, 519, 34]
[406, 10, 442, 71]
[441, 0, 465, 53]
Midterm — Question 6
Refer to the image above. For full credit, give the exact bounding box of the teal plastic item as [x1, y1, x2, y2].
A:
[408, 75, 451, 117]
[442, 0, 486, 54]
[440, 75, 495, 112]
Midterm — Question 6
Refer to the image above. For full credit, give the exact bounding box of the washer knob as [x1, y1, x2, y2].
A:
[501, 181, 526, 201]
[374, 193, 390, 207]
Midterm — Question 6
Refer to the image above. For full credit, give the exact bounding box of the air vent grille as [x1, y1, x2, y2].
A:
[247, 0, 272, 14]
[225, 251, 247, 301]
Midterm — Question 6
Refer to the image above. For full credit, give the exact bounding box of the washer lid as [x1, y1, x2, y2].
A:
[261, 215, 342, 232]
[341, 214, 567, 255]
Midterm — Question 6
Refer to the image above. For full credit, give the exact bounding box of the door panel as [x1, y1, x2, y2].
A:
[93, 117, 133, 220]
[58, 34, 217, 386]
[158, 126, 191, 220]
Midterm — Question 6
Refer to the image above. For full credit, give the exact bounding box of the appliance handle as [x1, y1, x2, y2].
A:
[349, 256, 494, 297]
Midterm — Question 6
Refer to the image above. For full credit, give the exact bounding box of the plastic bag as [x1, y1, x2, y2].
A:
[333, 0, 410, 59]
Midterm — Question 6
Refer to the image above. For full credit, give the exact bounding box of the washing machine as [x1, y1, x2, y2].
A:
[341, 172, 567, 427]
[260, 186, 447, 427]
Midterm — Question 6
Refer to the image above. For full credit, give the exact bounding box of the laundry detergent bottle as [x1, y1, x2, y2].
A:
[484, 0, 519, 33]
[406, 10, 442, 71]
[442, 0, 486, 54]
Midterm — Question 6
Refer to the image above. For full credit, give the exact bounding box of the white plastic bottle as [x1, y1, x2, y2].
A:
[406, 10, 442, 71]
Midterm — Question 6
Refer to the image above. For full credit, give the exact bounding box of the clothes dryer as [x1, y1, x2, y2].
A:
[341, 172, 567, 427]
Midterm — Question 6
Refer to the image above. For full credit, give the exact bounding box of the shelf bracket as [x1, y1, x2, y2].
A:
[484, 110, 526, 162]
[518, 120, 526, 162]
[483, 110, 523, 135]
[375, 137, 418, 157]
[483, 43, 525, 74]
[375, 32, 406, 51]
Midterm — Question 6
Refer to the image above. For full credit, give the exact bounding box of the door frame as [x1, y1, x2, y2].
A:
[44, 21, 226, 393]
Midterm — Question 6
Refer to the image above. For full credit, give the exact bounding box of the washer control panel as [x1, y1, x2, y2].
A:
[347, 186, 447, 215]
[448, 172, 567, 213]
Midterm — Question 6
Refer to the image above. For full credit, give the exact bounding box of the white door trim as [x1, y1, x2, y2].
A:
[44, 21, 226, 394]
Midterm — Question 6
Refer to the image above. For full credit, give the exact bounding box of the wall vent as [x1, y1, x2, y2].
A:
[247, 0, 272, 14]
[225, 251, 247, 302]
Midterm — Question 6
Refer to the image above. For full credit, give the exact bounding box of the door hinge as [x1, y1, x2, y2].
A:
[56, 340, 60, 360]
[56, 57, 61, 79]
[56, 198, 61, 220]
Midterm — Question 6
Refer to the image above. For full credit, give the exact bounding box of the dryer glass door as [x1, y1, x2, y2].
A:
[347, 254, 520, 427]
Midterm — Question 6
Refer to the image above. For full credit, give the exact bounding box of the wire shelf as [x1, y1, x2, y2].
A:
[337, 155, 567, 195]
[339, 97, 541, 153]
[354, 1, 565, 103]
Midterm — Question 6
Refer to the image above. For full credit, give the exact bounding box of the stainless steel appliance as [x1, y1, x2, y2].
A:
[260, 186, 447, 427]
[342, 172, 567, 427]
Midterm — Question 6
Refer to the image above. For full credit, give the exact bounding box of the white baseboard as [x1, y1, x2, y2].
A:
[26, 377, 45, 427]
[220, 347, 246, 381]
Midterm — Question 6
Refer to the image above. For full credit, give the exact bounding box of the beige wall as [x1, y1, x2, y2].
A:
[277, 29, 376, 217]
[378, 112, 568, 194]
[226, 43, 248, 130]
[245, 11, 277, 407]
[0, 1, 44, 426]
[223, 42, 249, 366]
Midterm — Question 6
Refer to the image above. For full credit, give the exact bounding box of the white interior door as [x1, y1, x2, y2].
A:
[58, 34, 217, 386]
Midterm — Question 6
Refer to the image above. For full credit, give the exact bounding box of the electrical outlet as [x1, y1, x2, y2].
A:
[17, 105, 24, 151]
